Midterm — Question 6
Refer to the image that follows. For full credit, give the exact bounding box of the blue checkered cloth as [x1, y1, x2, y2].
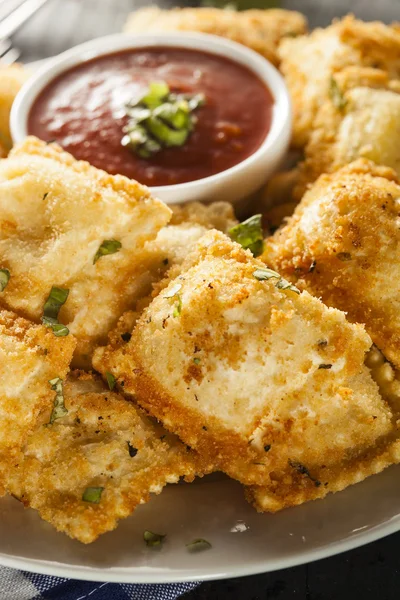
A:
[0, 567, 200, 599]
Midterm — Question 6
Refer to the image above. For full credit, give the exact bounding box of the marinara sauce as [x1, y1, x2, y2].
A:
[28, 47, 273, 186]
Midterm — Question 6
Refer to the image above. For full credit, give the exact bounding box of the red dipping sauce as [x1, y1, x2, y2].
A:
[28, 47, 273, 187]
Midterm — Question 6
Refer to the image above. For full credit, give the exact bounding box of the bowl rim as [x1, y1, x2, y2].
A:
[10, 31, 291, 196]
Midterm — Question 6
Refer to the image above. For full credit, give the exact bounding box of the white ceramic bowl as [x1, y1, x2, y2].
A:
[11, 32, 291, 205]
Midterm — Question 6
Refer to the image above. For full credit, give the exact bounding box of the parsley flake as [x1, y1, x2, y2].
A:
[42, 286, 69, 337]
[186, 538, 212, 552]
[0, 268, 10, 292]
[48, 377, 67, 424]
[82, 486, 104, 503]
[93, 240, 122, 264]
[106, 371, 116, 391]
[144, 530, 166, 547]
[329, 77, 347, 112]
[253, 268, 300, 294]
[228, 214, 264, 257]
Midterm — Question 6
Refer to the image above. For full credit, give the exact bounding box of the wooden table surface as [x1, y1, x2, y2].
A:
[12, 1, 400, 598]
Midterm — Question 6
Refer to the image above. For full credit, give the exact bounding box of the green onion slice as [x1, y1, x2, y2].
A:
[228, 214, 264, 257]
[0, 268, 10, 292]
[186, 538, 212, 552]
[49, 377, 68, 424]
[122, 81, 205, 159]
[144, 530, 166, 547]
[82, 486, 104, 503]
[93, 240, 122, 264]
[42, 286, 69, 336]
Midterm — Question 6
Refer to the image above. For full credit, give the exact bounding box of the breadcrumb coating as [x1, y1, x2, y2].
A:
[6, 373, 208, 543]
[124, 6, 307, 66]
[99, 231, 396, 505]
[279, 15, 400, 148]
[0, 137, 171, 368]
[263, 159, 400, 369]
[0, 310, 75, 495]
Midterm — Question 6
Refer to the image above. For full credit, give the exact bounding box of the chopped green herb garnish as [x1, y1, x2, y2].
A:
[329, 77, 347, 112]
[173, 294, 182, 318]
[318, 363, 332, 369]
[144, 530, 166, 547]
[228, 214, 264, 257]
[193, 357, 201, 365]
[253, 268, 300, 294]
[163, 258, 169, 266]
[82, 486, 104, 503]
[122, 81, 205, 159]
[253, 267, 280, 281]
[164, 283, 183, 317]
[0, 268, 10, 291]
[264, 444, 271, 452]
[317, 339, 328, 347]
[337, 252, 352, 262]
[93, 239, 122, 264]
[289, 460, 321, 487]
[43, 192, 49, 201]
[106, 371, 116, 391]
[42, 286, 69, 336]
[121, 332, 132, 342]
[127, 442, 138, 457]
[48, 377, 67, 424]
[186, 538, 212, 552]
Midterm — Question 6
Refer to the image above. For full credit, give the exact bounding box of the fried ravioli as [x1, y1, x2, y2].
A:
[0, 310, 75, 495]
[0, 64, 28, 154]
[292, 67, 400, 198]
[99, 230, 395, 497]
[279, 16, 400, 148]
[263, 159, 400, 370]
[246, 437, 400, 513]
[92, 202, 237, 376]
[6, 373, 206, 544]
[124, 6, 307, 65]
[0, 137, 171, 367]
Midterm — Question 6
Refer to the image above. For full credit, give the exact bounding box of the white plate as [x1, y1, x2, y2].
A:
[1, 466, 400, 583]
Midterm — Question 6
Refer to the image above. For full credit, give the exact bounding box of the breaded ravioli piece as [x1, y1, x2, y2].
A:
[292, 68, 400, 198]
[279, 16, 400, 148]
[124, 6, 307, 65]
[0, 64, 28, 154]
[246, 437, 400, 513]
[0, 310, 75, 495]
[0, 137, 171, 367]
[6, 373, 206, 544]
[102, 230, 394, 489]
[92, 202, 237, 374]
[263, 159, 400, 370]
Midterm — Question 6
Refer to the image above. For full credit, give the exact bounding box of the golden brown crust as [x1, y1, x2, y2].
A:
[100, 230, 395, 494]
[279, 15, 400, 148]
[293, 67, 400, 199]
[6, 372, 209, 543]
[124, 7, 307, 65]
[0, 310, 75, 495]
[92, 204, 237, 376]
[246, 437, 400, 513]
[263, 159, 400, 368]
[0, 137, 171, 367]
